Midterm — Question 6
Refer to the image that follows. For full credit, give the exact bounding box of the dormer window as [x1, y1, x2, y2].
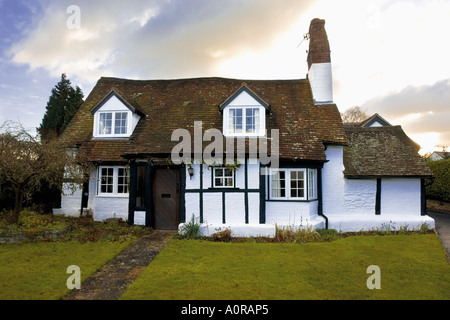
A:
[220, 85, 269, 137]
[228, 107, 261, 134]
[91, 90, 146, 139]
[98, 111, 128, 136]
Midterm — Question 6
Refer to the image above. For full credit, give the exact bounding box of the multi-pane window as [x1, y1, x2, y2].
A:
[117, 168, 129, 194]
[213, 167, 234, 188]
[114, 112, 128, 135]
[99, 167, 129, 195]
[290, 170, 305, 198]
[228, 108, 243, 134]
[99, 113, 113, 135]
[227, 107, 263, 135]
[98, 112, 128, 136]
[100, 168, 114, 193]
[270, 169, 317, 200]
[271, 170, 286, 198]
[245, 108, 260, 133]
[308, 169, 317, 199]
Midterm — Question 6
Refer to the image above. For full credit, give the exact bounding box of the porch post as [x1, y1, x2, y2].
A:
[128, 161, 137, 225]
[145, 163, 153, 227]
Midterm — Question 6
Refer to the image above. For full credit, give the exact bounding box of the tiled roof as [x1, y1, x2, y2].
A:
[343, 126, 432, 177]
[62, 77, 347, 163]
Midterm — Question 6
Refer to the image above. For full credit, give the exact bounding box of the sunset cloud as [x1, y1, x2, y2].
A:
[1, 0, 449, 152]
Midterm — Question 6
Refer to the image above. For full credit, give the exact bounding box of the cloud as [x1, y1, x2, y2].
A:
[362, 78, 450, 147]
[8, 0, 316, 86]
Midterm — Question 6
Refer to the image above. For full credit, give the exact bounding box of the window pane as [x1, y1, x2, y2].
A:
[308, 169, 317, 199]
[214, 168, 234, 187]
[290, 170, 304, 198]
[246, 108, 260, 133]
[99, 113, 112, 135]
[117, 168, 129, 194]
[224, 168, 233, 177]
[271, 170, 286, 198]
[114, 112, 128, 134]
[229, 109, 243, 133]
[100, 168, 114, 193]
[225, 178, 233, 186]
[215, 168, 223, 177]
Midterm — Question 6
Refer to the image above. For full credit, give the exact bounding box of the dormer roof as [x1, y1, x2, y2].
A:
[89, 88, 147, 117]
[218, 83, 270, 113]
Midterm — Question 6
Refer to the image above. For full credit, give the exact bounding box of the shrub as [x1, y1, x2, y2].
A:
[274, 224, 321, 243]
[211, 228, 232, 242]
[426, 159, 450, 202]
[178, 216, 202, 239]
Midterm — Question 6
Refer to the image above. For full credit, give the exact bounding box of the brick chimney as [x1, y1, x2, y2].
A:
[307, 18, 333, 104]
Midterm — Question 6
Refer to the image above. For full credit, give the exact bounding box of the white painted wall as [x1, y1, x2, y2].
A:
[225, 193, 245, 224]
[93, 196, 129, 221]
[203, 192, 223, 225]
[381, 178, 421, 215]
[322, 145, 345, 216]
[329, 177, 433, 232]
[266, 201, 322, 228]
[308, 63, 333, 104]
[53, 182, 82, 217]
[344, 179, 377, 215]
[185, 164, 201, 190]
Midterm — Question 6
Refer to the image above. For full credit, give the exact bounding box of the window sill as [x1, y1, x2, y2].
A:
[92, 136, 131, 140]
[267, 199, 318, 202]
[96, 194, 129, 198]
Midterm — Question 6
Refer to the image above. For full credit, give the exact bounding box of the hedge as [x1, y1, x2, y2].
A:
[426, 159, 450, 202]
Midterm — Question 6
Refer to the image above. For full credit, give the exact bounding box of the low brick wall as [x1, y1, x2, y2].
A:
[0, 228, 68, 244]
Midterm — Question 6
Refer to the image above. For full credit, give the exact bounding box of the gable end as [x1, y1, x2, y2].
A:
[219, 84, 270, 113]
[90, 89, 147, 117]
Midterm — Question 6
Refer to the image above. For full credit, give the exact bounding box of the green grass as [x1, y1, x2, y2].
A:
[121, 234, 450, 300]
[0, 241, 130, 300]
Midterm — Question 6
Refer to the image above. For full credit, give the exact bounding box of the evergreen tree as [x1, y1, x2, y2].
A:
[38, 73, 84, 140]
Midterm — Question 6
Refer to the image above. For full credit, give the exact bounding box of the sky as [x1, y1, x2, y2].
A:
[0, 0, 449, 154]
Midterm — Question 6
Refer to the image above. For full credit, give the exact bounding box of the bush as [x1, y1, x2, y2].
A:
[426, 159, 450, 202]
[211, 228, 232, 242]
[178, 216, 202, 239]
[274, 224, 321, 243]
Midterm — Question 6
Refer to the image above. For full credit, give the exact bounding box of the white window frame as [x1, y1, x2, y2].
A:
[269, 168, 318, 201]
[213, 167, 235, 188]
[95, 111, 131, 138]
[308, 169, 317, 200]
[98, 166, 129, 196]
[223, 106, 265, 137]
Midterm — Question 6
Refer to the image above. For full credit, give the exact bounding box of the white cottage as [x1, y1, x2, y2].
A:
[55, 18, 434, 236]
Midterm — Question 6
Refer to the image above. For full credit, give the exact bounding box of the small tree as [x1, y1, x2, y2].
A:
[341, 106, 369, 124]
[0, 121, 85, 223]
[38, 73, 84, 140]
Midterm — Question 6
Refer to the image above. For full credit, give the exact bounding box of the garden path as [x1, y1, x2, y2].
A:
[62, 230, 176, 300]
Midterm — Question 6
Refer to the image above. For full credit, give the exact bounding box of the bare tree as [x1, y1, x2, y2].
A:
[341, 106, 369, 124]
[0, 121, 85, 223]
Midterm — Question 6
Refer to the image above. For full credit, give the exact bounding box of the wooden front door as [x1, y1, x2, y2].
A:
[152, 167, 180, 230]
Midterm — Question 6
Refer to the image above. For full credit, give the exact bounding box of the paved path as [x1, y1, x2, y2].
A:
[427, 211, 450, 263]
[62, 230, 176, 300]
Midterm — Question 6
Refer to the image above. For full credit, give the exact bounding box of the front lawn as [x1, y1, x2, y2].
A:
[0, 241, 130, 300]
[122, 234, 450, 300]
